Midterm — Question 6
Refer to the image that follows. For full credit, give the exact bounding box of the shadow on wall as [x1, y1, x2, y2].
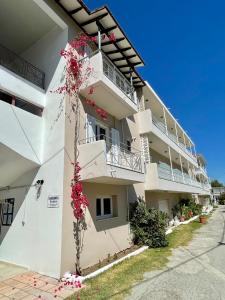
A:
[87, 197, 128, 232]
[86, 184, 142, 232]
[0, 167, 39, 244]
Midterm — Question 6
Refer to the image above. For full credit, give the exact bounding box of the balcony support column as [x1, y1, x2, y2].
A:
[189, 141, 193, 155]
[187, 160, 192, 184]
[98, 29, 101, 50]
[174, 121, 179, 145]
[168, 146, 174, 181]
[193, 144, 197, 159]
[183, 132, 187, 150]
[130, 68, 133, 86]
[163, 107, 168, 135]
[179, 154, 185, 183]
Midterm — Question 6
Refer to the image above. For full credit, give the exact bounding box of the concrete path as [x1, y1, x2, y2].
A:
[128, 205, 225, 300]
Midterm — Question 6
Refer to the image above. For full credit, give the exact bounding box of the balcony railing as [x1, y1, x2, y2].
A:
[79, 135, 143, 173]
[101, 51, 136, 104]
[0, 44, 45, 89]
[158, 163, 202, 187]
[152, 114, 197, 161]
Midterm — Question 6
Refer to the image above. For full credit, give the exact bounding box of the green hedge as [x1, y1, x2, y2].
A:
[130, 200, 168, 248]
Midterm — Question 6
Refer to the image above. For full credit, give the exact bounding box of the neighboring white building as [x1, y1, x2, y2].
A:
[0, 0, 211, 278]
[212, 187, 225, 201]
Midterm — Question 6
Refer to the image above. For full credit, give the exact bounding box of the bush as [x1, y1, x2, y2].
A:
[218, 193, 225, 205]
[130, 200, 169, 248]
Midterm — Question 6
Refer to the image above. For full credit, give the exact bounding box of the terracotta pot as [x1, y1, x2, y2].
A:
[199, 216, 207, 224]
[180, 216, 185, 222]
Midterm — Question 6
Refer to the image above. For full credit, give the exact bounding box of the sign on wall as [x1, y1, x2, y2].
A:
[47, 195, 60, 208]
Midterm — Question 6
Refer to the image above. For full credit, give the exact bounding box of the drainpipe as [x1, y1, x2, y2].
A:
[126, 186, 130, 234]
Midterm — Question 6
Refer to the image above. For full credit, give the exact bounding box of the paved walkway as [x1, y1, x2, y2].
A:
[128, 205, 225, 300]
[0, 263, 80, 300]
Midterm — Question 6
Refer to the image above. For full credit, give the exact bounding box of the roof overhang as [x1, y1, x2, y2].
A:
[55, 0, 145, 87]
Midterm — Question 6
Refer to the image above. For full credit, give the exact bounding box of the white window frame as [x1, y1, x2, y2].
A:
[96, 196, 113, 220]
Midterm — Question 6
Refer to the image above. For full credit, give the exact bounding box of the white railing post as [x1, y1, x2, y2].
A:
[98, 29, 101, 50]
[163, 107, 168, 135]
[168, 146, 174, 181]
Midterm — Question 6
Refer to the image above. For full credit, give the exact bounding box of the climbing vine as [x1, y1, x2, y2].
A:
[55, 33, 114, 274]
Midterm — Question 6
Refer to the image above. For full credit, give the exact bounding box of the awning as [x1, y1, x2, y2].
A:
[56, 0, 145, 87]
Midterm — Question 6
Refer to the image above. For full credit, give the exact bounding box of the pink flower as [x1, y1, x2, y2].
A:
[109, 32, 116, 42]
[88, 87, 94, 95]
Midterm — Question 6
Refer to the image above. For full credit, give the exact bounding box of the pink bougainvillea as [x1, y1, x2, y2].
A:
[71, 162, 89, 219]
[54, 32, 116, 275]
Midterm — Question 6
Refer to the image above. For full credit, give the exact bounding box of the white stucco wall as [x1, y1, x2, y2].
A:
[0, 66, 45, 107]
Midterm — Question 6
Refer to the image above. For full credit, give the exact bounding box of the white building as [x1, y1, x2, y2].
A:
[212, 187, 225, 201]
[0, 0, 211, 279]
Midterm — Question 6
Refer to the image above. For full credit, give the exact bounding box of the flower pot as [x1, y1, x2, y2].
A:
[199, 216, 207, 224]
[180, 216, 185, 222]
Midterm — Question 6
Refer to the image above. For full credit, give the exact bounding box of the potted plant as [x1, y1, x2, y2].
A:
[180, 215, 185, 222]
[199, 214, 207, 224]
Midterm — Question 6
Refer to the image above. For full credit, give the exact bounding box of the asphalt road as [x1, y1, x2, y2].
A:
[128, 205, 225, 300]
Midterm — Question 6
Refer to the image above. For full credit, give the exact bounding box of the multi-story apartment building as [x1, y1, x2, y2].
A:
[0, 0, 211, 279]
[136, 82, 212, 216]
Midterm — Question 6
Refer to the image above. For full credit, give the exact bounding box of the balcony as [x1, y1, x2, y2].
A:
[145, 162, 204, 194]
[137, 109, 198, 166]
[152, 114, 196, 160]
[194, 166, 208, 178]
[0, 101, 42, 187]
[78, 136, 145, 184]
[80, 51, 138, 119]
[0, 44, 45, 89]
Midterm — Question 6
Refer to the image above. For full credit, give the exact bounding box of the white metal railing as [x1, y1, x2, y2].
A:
[102, 51, 136, 103]
[79, 135, 144, 173]
[157, 163, 202, 188]
[152, 114, 167, 134]
[152, 114, 197, 162]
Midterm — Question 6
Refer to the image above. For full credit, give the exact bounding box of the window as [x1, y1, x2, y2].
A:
[95, 122, 108, 141]
[0, 90, 43, 116]
[96, 197, 112, 219]
[1, 198, 15, 226]
[127, 140, 131, 151]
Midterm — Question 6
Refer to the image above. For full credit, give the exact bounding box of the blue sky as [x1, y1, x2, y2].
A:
[85, 0, 225, 183]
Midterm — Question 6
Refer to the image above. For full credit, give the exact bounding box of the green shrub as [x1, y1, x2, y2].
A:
[130, 200, 169, 248]
[219, 193, 225, 204]
[218, 193, 224, 204]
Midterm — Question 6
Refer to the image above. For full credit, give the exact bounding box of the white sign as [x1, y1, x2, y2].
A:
[47, 195, 59, 208]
